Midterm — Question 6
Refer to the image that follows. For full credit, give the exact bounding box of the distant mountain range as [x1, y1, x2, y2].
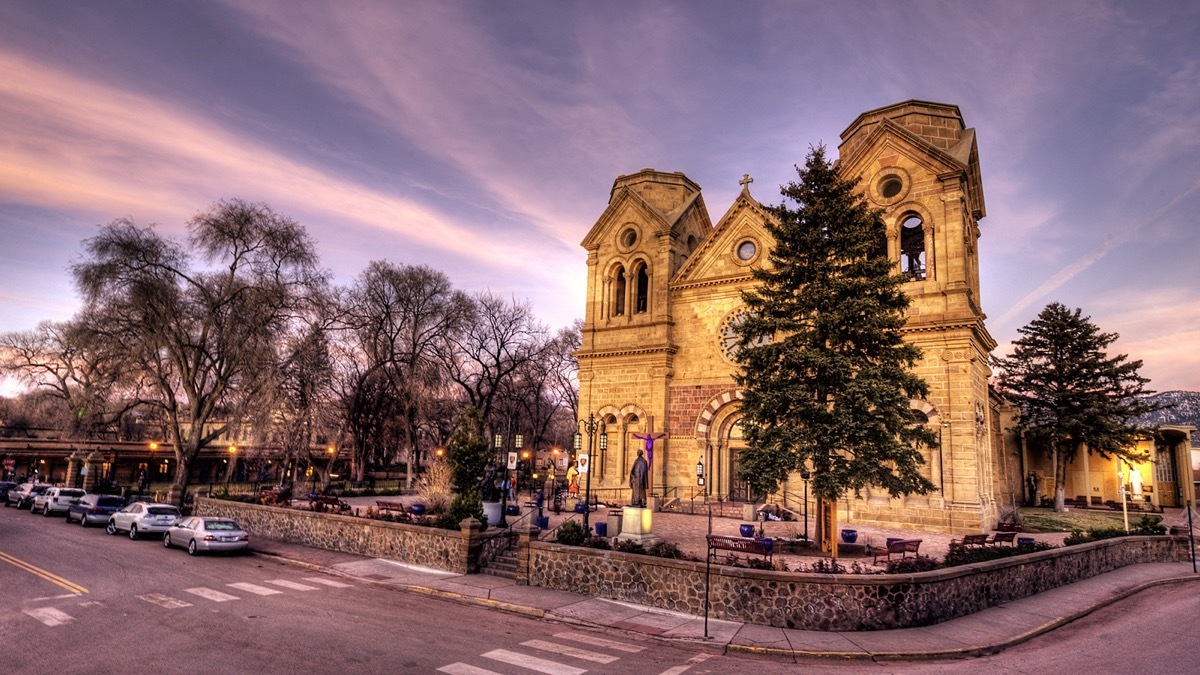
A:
[1139, 390, 1200, 433]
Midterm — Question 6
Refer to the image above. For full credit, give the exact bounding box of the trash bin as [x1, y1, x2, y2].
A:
[535, 515, 550, 529]
[506, 504, 521, 516]
[593, 522, 608, 537]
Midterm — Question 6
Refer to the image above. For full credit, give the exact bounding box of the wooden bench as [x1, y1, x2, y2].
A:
[988, 531, 1017, 546]
[949, 533, 991, 550]
[872, 539, 922, 565]
[309, 494, 350, 513]
[706, 535, 773, 566]
[376, 500, 406, 514]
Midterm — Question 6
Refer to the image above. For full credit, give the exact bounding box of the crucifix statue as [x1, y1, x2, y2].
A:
[631, 424, 666, 508]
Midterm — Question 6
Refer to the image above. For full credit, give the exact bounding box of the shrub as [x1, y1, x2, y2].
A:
[582, 536, 612, 549]
[745, 557, 775, 570]
[556, 520, 587, 546]
[887, 555, 941, 574]
[614, 538, 645, 554]
[447, 491, 485, 530]
[943, 541, 1056, 565]
[433, 512, 461, 530]
[1133, 515, 1167, 535]
[417, 461, 454, 514]
[645, 541, 689, 560]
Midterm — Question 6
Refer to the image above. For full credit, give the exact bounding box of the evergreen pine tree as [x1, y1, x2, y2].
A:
[993, 302, 1166, 511]
[733, 146, 937, 506]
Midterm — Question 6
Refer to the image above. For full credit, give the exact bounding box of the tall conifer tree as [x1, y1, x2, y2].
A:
[733, 146, 936, 512]
[993, 302, 1165, 511]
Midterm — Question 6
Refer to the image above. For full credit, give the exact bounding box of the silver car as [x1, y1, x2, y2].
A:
[106, 502, 181, 539]
[31, 487, 86, 516]
[163, 517, 250, 556]
[6, 482, 50, 509]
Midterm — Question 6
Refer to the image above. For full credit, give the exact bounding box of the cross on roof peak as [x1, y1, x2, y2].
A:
[739, 173, 754, 188]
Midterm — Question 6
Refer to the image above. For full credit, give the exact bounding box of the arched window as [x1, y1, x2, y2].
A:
[613, 266, 626, 316]
[634, 263, 649, 313]
[900, 215, 926, 281]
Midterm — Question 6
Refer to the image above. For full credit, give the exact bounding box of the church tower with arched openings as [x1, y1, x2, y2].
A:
[576, 101, 1010, 534]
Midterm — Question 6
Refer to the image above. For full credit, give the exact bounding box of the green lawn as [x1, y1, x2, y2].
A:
[1018, 507, 1134, 533]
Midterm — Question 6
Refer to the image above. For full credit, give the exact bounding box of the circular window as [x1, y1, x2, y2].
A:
[870, 168, 910, 205]
[736, 240, 757, 261]
[619, 228, 638, 249]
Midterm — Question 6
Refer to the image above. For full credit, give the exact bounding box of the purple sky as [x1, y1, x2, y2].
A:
[1, 1, 1197, 394]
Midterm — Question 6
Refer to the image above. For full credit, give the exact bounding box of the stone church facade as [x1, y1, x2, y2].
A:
[576, 100, 1018, 534]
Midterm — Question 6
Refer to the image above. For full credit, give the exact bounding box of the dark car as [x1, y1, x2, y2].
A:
[6, 482, 50, 509]
[66, 494, 127, 527]
[0, 481, 18, 501]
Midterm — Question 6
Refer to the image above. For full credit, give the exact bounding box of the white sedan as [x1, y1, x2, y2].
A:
[163, 516, 250, 556]
[106, 502, 181, 539]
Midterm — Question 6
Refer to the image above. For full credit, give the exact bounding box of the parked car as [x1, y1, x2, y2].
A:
[6, 482, 50, 509]
[66, 494, 127, 526]
[106, 502, 181, 539]
[163, 517, 250, 555]
[0, 481, 18, 502]
[31, 487, 86, 516]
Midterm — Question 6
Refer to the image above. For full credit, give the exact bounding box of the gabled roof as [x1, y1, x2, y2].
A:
[672, 184, 777, 286]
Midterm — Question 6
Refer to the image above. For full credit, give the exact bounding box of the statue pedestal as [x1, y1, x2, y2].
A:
[616, 507, 659, 546]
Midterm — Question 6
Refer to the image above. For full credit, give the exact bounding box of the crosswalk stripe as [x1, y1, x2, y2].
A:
[227, 582, 283, 596]
[24, 607, 73, 626]
[302, 577, 352, 588]
[185, 587, 240, 602]
[436, 664, 501, 675]
[554, 631, 646, 653]
[481, 649, 586, 675]
[266, 579, 318, 591]
[137, 593, 193, 609]
[522, 639, 619, 664]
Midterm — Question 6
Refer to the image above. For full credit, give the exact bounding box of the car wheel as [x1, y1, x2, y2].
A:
[106, 521, 117, 535]
[43, 506, 52, 517]
[163, 534, 172, 549]
[129, 525, 139, 540]
[80, 515, 88, 527]
[187, 539, 198, 556]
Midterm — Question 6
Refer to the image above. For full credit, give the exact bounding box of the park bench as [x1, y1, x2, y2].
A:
[949, 533, 991, 550]
[308, 493, 350, 513]
[376, 500, 406, 514]
[872, 539, 922, 565]
[706, 534, 773, 566]
[988, 531, 1017, 546]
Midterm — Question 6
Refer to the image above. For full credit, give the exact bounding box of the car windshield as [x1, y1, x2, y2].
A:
[147, 506, 180, 516]
[204, 521, 239, 531]
[32, 485, 50, 494]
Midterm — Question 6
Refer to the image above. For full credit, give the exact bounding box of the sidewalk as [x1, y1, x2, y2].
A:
[250, 535, 1199, 661]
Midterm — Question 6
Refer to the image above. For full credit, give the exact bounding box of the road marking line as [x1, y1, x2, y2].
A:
[523, 639, 620, 664]
[24, 607, 73, 626]
[0, 551, 88, 595]
[481, 649, 586, 675]
[437, 664, 501, 675]
[137, 593, 193, 609]
[302, 577, 352, 588]
[265, 579, 318, 591]
[659, 653, 713, 675]
[185, 587, 240, 602]
[228, 582, 283, 596]
[554, 631, 646, 653]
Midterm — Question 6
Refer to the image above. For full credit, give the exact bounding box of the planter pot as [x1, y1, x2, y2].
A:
[757, 538, 773, 554]
[574, 502, 587, 514]
[409, 503, 426, 516]
[840, 529, 858, 544]
[739, 523, 756, 538]
[506, 504, 521, 516]
[1018, 536, 1035, 547]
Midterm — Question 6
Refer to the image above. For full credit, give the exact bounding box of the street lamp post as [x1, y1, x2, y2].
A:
[800, 468, 811, 541]
[574, 414, 607, 533]
[494, 433, 509, 528]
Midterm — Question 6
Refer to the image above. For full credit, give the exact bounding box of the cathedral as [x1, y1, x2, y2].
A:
[575, 100, 1020, 534]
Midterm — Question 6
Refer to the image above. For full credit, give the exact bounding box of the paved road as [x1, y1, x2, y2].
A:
[0, 505, 751, 673]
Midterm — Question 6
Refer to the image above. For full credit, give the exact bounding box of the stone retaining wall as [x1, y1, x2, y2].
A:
[523, 535, 1191, 631]
[194, 497, 474, 573]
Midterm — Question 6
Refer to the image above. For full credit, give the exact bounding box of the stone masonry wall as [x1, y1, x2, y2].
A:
[195, 498, 469, 573]
[525, 536, 1190, 631]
